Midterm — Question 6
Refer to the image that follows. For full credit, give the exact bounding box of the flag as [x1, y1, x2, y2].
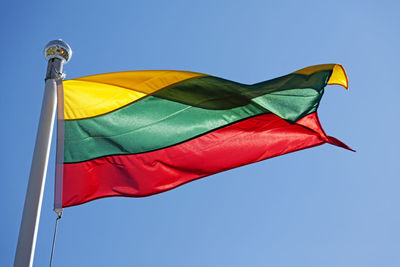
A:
[55, 64, 351, 208]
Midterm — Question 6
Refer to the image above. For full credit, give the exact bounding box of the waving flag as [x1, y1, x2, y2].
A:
[55, 64, 351, 208]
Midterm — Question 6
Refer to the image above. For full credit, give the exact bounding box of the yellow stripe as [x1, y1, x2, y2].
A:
[293, 64, 348, 89]
[63, 70, 205, 120]
[327, 64, 348, 89]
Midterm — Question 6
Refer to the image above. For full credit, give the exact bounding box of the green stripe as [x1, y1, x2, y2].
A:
[153, 71, 330, 110]
[64, 70, 331, 163]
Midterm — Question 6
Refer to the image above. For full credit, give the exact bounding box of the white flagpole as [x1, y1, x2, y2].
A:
[14, 40, 72, 267]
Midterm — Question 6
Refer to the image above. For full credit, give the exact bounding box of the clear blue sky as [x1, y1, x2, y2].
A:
[2, 0, 400, 266]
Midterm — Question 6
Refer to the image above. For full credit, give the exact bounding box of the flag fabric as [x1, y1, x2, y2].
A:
[55, 64, 351, 208]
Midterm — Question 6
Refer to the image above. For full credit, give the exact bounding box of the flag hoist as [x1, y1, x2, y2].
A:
[14, 40, 72, 267]
[14, 39, 352, 267]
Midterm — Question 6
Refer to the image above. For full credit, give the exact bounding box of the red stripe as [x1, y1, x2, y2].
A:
[62, 112, 351, 207]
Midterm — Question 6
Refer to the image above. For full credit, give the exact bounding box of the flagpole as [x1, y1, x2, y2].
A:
[14, 40, 71, 267]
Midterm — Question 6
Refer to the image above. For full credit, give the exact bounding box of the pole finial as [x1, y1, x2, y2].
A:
[44, 39, 72, 63]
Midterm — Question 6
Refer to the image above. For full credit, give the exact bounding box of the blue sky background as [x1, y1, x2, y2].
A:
[1, 0, 400, 266]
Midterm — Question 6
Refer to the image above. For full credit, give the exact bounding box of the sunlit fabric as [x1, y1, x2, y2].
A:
[58, 64, 351, 208]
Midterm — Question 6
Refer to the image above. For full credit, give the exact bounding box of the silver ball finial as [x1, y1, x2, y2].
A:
[44, 39, 72, 63]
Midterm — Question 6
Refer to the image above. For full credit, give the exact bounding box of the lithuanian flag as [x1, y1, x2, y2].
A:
[55, 64, 351, 208]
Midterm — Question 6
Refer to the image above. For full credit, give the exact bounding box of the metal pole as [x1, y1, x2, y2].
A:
[14, 40, 71, 267]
